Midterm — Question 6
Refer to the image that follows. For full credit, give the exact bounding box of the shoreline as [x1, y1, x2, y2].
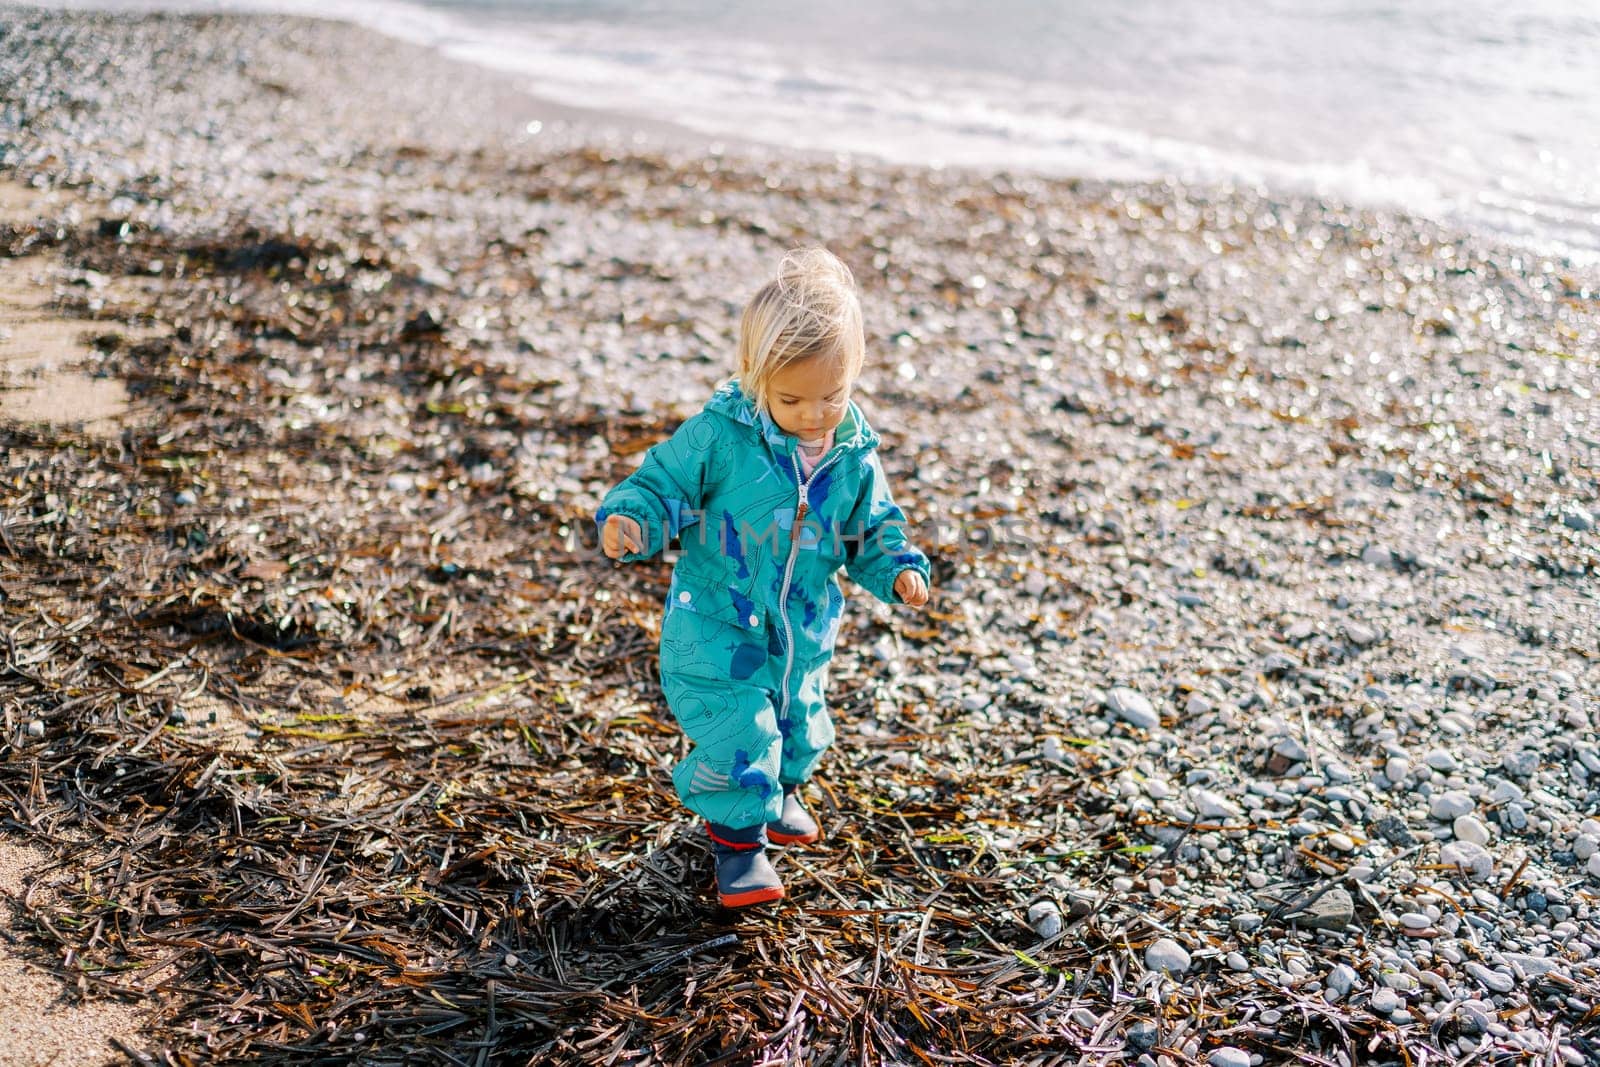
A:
[2, 7, 1598, 1065]
[26, 0, 1600, 268]
[9, 4, 1600, 274]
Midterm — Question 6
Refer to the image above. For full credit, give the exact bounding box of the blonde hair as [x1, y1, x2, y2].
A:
[736, 248, 865, 409]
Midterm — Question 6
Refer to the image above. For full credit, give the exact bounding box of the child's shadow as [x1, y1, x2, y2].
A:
[513, 829, 747, 997]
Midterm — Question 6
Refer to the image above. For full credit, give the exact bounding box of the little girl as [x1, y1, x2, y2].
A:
[597, 248, 931, 908]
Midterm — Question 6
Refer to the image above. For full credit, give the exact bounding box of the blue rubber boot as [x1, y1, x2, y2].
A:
[767, 785, 821, 846]
[706, 822, 784, 908]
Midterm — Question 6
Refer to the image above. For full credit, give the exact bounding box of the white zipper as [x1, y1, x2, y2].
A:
[775, 447, 842, 723]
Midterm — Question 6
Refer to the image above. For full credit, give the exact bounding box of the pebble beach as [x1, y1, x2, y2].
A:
[2, 8, 1598, 1065]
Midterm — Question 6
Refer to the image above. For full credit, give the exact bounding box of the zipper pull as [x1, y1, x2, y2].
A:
[795, 485, 808, 523]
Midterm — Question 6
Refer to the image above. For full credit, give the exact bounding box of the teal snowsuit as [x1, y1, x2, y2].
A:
[597, 379, 930, 830]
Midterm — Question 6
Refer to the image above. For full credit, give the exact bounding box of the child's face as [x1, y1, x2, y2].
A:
[766, 355, 851, 441]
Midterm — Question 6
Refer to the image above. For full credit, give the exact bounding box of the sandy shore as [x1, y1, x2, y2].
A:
[2, 7, 1598, 1065]
[0, 841, 142, 1067]
[0, 180, 134, 433]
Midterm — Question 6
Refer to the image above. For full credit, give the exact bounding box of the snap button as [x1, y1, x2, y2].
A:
[747, 614, 759, 627]
[678, 591, 692, 603]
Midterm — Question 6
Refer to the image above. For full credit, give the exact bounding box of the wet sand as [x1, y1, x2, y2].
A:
[0, 840, 142, 1066]
[0, 183, 130, 430]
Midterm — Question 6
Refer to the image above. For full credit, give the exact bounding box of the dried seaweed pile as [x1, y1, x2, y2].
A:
[0, 199, 1410, 1067]
[0, 207, 1164, 1066]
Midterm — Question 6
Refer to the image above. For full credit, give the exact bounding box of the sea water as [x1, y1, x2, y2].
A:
[46, 0, 1600, 262]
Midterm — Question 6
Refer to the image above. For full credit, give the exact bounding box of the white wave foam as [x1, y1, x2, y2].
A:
[431, 16, 1600, 263]
[29, 0, 1600, 263]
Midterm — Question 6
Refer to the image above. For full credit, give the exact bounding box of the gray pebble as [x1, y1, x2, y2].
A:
[1457, 1002, 1491, 1033]
[1430, 791, 1474, 820]
[1272, 736, 1308, 762]
[1454, 815, 1491, 846]
[1107, 687, 1160, 730]
[1027, 900, 1063, 939]
[1345, 622, 1380, 646]
[1464, 961, 1515, 994]
[1191, 788, 1243, 819]
[1423, 749, 1459, 773]
[1440, 841, 1494, 880]
[1488, 779, 1526, 804]
[1208, 1049, 1251, 1067]
[1292, 887, 1354, 930]
[1326, 963, 1358, 1000]
[1232, 912, 1264, 934]
[1145, 937, 1191, 975]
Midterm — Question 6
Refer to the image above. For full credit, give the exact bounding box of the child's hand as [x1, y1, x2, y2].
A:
[602, 515, 644, 559]
[894, 570, 929, 608]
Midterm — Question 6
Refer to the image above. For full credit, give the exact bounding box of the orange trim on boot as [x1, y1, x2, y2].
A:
[766, 825, 821, 846]
[719, 883, 785, 908]
[706, 825, 763, 850]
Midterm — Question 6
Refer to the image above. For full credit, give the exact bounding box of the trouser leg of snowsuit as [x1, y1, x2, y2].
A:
[777, 653, 835, 787]
[659, 606, 785, 830]
[659, 603, 837, 830]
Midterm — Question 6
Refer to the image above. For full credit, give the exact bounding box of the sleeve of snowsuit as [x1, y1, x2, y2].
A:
[595, 415, 711, 562]
[843, 452, 930, 604]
